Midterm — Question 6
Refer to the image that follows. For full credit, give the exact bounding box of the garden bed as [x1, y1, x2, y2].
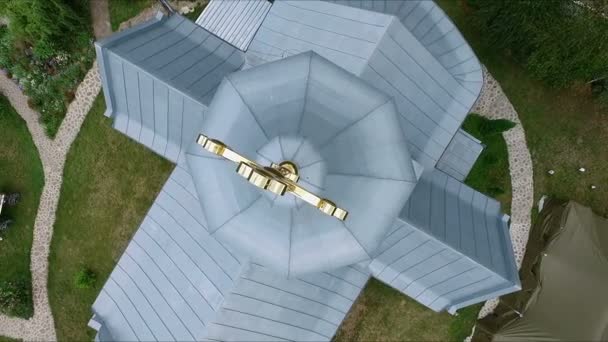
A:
[0, 0, 95, 137]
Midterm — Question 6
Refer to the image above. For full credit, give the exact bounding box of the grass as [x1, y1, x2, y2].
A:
[462, 114, 514, 211]
[0, 95, 44, 318]
[0, 337, 21, 342]
[335, 279, 481, 341]
[109, 0, 155, 31]
[48, 95, 173, 341]
[336, 113, 511, 341]
[438, 0, 608, 217]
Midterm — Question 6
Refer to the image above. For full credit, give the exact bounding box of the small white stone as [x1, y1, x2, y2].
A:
[547, 169, 555, 175]
[579, 167, 586, 172]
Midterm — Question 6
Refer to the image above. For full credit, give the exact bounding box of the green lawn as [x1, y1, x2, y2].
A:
[439, 0, 608, 217]
[0, 95, 44, 319]
[109, 0, 155, 31]
[48, 95, 173, 341]
[335, 279, 481, 342]
[0, 336, 21, 342]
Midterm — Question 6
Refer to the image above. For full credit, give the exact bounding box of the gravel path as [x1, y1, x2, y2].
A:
[471, 66, 535, 319]
[91, 0, 112, 39]
[0, 63, 101, 341]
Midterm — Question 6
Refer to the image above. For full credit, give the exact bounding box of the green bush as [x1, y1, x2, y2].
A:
[0, 0, 94, 136]
[463, 114, 513, 202]
[74, 267, 96, 289]
[469, 0, 608, 88]
[0, 279, 33, 318]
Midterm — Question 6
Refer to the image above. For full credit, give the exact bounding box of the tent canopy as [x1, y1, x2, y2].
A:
[490, 201, 608, 342]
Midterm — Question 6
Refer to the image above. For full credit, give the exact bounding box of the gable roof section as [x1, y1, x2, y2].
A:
[246, 0, 393, 75]
[90, 165, 370, 341]
[370, 218, 519, 314]
[196, 0, 272, 51]
[322, 0, 484, 94]
[90, 166, 245, 341]
[368, 170, 519, 314]
[204, 263, 369, 341]
[246, 0, 483, 169]
[397, 169, 519, 284]
[95, 13, 245, 163]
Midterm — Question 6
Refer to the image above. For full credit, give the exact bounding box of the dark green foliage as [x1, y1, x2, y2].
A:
[470, 118, 516, 139]
[463, 114, 513, 205]
[469, 0, 608, 88]
[4, 0, 84, 59]
[0, 0, 95, 136]
[74, 267, 97, 289]
[0, 279, 33, 318]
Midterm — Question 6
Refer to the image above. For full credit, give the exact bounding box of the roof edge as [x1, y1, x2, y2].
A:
[94, 11, 166, 119]
[394, 213, 521, 291]
[446, 282, 522, 315]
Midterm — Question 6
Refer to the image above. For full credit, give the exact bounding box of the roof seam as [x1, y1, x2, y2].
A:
[118, 254, 198, 339]
[112, 264, 177, 340]
[224, 76, 271, 140]
[124, 242, 208, 327]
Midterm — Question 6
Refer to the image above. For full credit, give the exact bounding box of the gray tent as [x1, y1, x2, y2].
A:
[476, 200, 608, 342]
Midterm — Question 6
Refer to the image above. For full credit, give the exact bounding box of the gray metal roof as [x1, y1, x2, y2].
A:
[370, 219, 519, 314]
[196, 0, 272, 51]
[90, 1, 520, 340]
[245, 0, 483, 169]
[90, 166, 369, 341]
[400, 169, 519, 285]
[206, 263, 369, 340]
[323, 0, 484, 92]
[368, 170, 520, 314]
[95, 12, 244, 163]
[437, 129, 484, 181]
[186, 51, 417, 276]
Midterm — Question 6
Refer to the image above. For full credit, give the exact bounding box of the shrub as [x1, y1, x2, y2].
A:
[0, 279, 32, 318]
[0, 0, 94, 136]
[462, 114, 513, 202]
[74, 267, 97, 289]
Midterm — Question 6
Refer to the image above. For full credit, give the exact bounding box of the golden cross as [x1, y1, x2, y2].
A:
[196, 134, 348, 221]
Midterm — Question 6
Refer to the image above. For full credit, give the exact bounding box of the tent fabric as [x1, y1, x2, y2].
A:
[477, 200, 608, 342]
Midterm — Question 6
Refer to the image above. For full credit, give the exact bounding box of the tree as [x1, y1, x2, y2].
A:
[3, 0, 85, 59]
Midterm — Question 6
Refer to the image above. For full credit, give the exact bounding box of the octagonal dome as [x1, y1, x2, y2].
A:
[186, 51, 417, 276]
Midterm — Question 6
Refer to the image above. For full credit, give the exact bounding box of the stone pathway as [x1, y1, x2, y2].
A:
[0, 63, 102, 341]
[471, 66, 535, 319]
[0, 1, 107, 339]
